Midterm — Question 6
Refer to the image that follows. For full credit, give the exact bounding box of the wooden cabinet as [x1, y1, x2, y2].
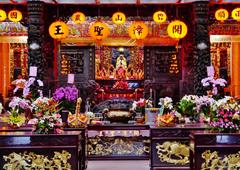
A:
[190, 131, 240, 170]
[150, 124, 207, 170]
[0, 131, 82, 170]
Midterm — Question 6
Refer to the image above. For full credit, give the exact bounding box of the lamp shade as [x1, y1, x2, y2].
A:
[167, 20, 187, 39]
[112, 12, 126, 25]
[8, 10, 22, 22]
[89, 21, 110, 41]
[72, 12, 86, 24]
[49, 21, 69, 39]
[128, 21, 148, 40]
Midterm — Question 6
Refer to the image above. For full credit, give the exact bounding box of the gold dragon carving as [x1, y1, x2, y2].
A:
[3, 150, 71, 170]
[201, 150, 240, 170]
[156, 141, 190, 165]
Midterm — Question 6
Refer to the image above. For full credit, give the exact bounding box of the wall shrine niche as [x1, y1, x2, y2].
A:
[210, 42, 231, 82]
[144, 46, 180, 79]
[59, 46, 95, 82]
[10, 43, 28, 80]
[95, 46, 144, 81]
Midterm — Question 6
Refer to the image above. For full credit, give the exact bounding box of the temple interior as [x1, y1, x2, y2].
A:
[0, 0, 240, 170]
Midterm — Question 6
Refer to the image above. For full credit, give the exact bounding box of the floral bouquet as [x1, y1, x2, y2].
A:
[158, 97, 173, 115]
[210, 96, 239, 114]
[30, 97, 62, 134]
[209, 96, 240, 132]
[176, 95, 199, 121]
[132, 98, 146, 114]
[32, 114, 62, 134]
[1, 97, 32, 127]
[53, 86, 78, 114]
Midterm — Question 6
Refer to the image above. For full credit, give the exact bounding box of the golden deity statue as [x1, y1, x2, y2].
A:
[115, 54, 127, 79]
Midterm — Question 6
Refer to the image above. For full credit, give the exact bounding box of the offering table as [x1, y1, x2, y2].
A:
[87, 124, 150, 160]
[150, 124, 207, 170]
[0, 131, 82, 170]
[190, 131, 240, 170]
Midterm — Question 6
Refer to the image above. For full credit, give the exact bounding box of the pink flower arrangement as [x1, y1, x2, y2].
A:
[210, 109, 239, 132]
[31, 97, 63, 134]
[132, 98, 146, 113]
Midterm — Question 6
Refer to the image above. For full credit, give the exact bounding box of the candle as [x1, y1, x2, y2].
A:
[150, 88, 153, 98]
[48, 90, 51, 98]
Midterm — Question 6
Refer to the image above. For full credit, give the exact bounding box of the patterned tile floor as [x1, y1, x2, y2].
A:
[87, 160, 150, 170]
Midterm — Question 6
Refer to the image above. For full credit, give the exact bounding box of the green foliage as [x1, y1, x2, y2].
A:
[176, 99, 195, 117]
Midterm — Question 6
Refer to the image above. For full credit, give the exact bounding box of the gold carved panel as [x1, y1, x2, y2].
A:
[156, 141, 190, 165]
[201, 150, 240, 170]
[3, 150, 71, 170]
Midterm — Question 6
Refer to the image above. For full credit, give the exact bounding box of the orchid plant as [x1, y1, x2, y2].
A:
[23, 77, 44, 99]
[1, 97, 32, 127]
[158, 97, 173, 115]
[201, 76, 227, 96]
[52, 86, 78, 114]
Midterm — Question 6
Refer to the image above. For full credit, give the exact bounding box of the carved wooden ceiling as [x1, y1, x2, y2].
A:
[2, 0, 240, 5]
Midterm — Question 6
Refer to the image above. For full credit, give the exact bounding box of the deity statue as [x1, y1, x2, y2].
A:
[115, 53, 128, 79]
[116, 54, 127, 70]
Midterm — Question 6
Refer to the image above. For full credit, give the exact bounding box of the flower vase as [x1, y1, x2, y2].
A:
[60, 110, 69, 127]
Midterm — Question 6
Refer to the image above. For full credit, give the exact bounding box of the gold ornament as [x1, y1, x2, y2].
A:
[3, 151, 71, 169]
[201, 150, 240, 169]
[156, 141, 190, 165]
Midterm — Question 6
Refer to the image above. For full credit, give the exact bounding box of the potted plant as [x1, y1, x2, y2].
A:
[1, 97, 31, 128]
[201, 76, 227, 99]
[209, 96, 240, 133]
[52, 85, 78, 124]
[176, 95, 199, 122]
[158, 97, 173, 115]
